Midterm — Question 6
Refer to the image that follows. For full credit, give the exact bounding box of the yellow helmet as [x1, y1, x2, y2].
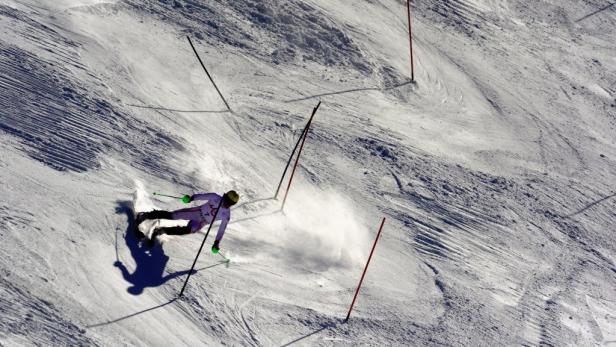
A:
[224, 190, 240, 205]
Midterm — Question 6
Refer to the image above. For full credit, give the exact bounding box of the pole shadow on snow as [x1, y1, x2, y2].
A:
[233, 197, 277, 211]
[87, 261, 227, 328]
[127, 104, 231, 114]
[230, 209, 283, 225]
[227, 197, 282, 225]
[87, 298, 178, 328]
[575, 2, 615, 22]
[279, 322, 338, 347]
[566, 192, 616, 217]
[114, 201, 198, 295]
[284, 80, 413, 103]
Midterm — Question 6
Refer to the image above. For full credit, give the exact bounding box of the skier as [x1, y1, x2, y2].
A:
[135, 190, 239, 253]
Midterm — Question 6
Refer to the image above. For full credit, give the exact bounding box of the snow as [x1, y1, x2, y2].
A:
[586, 295, 616, 346]
[1, 0, 616, 345]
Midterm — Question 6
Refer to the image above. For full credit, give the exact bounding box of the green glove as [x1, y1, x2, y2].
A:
[211, 240, 220, 254]
[181, 195, 192, 204]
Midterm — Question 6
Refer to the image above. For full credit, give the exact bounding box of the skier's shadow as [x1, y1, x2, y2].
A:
[114, 201, 194, 295]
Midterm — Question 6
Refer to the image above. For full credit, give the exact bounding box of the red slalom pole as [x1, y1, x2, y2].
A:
[275, 101, 322, 199]
[406, 0, 415, 82]
[281, 101, 321, 210]
[345, 218, 386, 322]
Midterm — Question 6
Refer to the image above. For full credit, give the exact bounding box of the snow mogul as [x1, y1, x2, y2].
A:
[135, 190, 239, 253]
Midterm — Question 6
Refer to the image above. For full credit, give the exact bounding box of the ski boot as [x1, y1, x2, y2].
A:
[148, 228, 163, 247]
[134, 212, 147, 239]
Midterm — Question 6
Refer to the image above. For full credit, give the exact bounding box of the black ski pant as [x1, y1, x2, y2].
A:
[141, 210, 192, 235]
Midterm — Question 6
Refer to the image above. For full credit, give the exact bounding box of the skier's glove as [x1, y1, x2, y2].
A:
[211, 240, 220, 254]
[181, 195, 192, 204]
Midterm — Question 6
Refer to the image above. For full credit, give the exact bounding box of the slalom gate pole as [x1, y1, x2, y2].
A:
[274, 101, 322, 199]
[274, 125, 308, 199]
[186, 36, 232, 112]
[179, 193, 225, 297]
[281, 101, 321, 211]
[345, 217, 386, 322]
[153, 192, 183, 199]
[406, 0, 415, 82]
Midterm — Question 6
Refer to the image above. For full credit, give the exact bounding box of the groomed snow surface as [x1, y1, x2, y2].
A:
[1, 0, 616, 346]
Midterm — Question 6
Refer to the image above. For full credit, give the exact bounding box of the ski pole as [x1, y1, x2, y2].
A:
[153, 192, 182, 199]
[153, 192, 192, 203]
[179, 193, 225, 297]
[218, 251, 230, 263]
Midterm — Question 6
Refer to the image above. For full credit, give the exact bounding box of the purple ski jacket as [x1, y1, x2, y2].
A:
[171, 193, 231, 242]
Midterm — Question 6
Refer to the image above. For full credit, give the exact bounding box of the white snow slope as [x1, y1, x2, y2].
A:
[1, 0, 616, 346]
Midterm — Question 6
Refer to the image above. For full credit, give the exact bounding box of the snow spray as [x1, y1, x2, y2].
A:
[249, 184, 372, 271]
